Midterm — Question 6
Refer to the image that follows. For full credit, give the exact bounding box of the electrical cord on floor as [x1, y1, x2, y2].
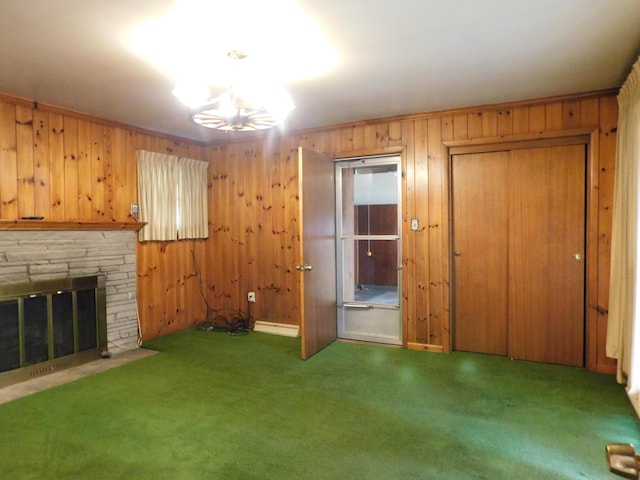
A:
[190, 245, 251, 336]
[197, 308, 250, 336]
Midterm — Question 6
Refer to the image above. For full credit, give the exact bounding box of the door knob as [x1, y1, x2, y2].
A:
[573, 253, 582, 261]
[296, 265, 313, 271]
[454, 251, 462, 257]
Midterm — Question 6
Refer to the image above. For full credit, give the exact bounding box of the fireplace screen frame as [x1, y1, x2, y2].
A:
[0, 275, 107, 387]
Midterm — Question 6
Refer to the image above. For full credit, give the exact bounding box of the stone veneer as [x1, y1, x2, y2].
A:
[0, 230, 138, 352]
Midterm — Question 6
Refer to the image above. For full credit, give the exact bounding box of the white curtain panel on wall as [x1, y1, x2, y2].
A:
[136, 150, 209, 242]
[137, 150, 179, 242]
[607, 55, 640, 414]
[177, 157, 209, 240]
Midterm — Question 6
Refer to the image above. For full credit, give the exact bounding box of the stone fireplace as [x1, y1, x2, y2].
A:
[0, 230, 139, 361]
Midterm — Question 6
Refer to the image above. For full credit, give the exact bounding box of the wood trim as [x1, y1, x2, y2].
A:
[0, 220, 145, 231]
[0, 88, 617, 150]
[407, 342, 444, 353]
[0, 91, 210, 148]
[444, 128, 594, 151]
[586, 129, 600, 371]
[332, 146, 404, 159]
[597, 362, 616, 375]
[269, 89, 619, 144]
[448, 135, 591, 156]
[206, 90, 619, 147]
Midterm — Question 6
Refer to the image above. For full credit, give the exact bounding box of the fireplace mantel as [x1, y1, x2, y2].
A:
[0, 220, 145, 231]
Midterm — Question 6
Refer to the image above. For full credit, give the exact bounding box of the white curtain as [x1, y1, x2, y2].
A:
[177, 157, 209, 239]
[137, 150, 209, 242]
[607, 56, 640, 412]
[137, 150, 179, 242]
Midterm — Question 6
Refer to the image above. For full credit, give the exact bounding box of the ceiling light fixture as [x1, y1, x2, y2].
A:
[186, 51, 294, 132]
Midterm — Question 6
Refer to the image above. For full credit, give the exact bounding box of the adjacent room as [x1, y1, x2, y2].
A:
[1, 1, 640, 478]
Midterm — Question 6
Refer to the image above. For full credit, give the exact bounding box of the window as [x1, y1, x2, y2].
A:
[136, 150, 209, 241]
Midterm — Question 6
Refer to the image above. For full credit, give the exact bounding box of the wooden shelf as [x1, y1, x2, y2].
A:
[0, 220, 146, 231]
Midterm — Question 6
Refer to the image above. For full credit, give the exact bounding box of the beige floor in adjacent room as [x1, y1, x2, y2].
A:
[0, 348, 158, 405]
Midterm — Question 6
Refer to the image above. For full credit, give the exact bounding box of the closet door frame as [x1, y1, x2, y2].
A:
[445, 128, 600, 370]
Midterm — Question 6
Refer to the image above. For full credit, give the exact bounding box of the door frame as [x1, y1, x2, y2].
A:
[334, 154, 403, 345]
[445, 128, 601, 370]
[333, 147, 406, 344]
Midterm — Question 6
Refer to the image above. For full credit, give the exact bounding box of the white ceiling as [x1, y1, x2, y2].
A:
[1, 0, 639, 144]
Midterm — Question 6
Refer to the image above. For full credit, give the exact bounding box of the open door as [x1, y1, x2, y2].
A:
[298, 147, 337, 359]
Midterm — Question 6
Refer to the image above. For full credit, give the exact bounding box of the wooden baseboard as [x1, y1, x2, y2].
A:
[407, 342, 444, 353]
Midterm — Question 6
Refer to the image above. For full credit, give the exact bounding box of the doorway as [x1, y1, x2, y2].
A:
[335, 155, 402, 345]
[452, 144, 587, 366]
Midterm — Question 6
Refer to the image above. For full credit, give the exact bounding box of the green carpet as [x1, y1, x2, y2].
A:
[0, 329, 638, 479]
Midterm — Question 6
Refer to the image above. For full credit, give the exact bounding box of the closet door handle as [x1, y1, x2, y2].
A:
[454, 251, 462, 257]
[572, 253, 582, 261]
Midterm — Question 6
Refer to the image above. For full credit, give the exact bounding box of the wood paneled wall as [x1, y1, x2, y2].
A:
[0, 90, 618, 373]
[0, 96, 210, 340]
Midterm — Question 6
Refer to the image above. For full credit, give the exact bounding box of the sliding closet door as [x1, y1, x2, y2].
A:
[508, 145, 586, 366]
[452, 152, 509, 355]
[453, 144, 586, 366]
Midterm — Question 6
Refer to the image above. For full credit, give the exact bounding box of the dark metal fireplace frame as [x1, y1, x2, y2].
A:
[0, 275, 107, 387]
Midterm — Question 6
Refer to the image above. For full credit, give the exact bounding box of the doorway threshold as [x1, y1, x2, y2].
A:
[337, 338, 402, 348]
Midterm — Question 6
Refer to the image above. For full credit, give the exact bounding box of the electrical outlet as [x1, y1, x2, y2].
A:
[411, 218, 419, 231]
[130, 203, 139, 216]
[248, 291, 256, 303]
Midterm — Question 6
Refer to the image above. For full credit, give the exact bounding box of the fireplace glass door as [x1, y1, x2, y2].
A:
[0, 276, 107, 385]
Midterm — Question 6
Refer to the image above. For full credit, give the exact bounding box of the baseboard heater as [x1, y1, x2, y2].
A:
[253, 321, 300, 337]
[0, 275, 107, 388]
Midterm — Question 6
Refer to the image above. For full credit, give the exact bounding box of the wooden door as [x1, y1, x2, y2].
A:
[298, 147, 337, 360]
[508, 145, 586, 366]
[452, 152, 509, 355]
[452, 144, 586, 366]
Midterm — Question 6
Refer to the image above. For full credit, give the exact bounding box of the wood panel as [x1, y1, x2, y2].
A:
[0, 90, 620, 373]
[512, 107, 529, 134]
[0, 102, 17, 219]
[16, 105, 34, 218]
[401, 119, 416, 347]
[452, 152, 509, 355]
[77, 120, 92, 220]
[427, 117, 446, 348]
[90, 124, 107, 221]
[508, 145, 586, 366]
[595, 96, 618, 373]
[413, 119, 429, 344]
[63, 117, 79, 220]
[33, 110, 49, 218]
[49, 113, 65, 221]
